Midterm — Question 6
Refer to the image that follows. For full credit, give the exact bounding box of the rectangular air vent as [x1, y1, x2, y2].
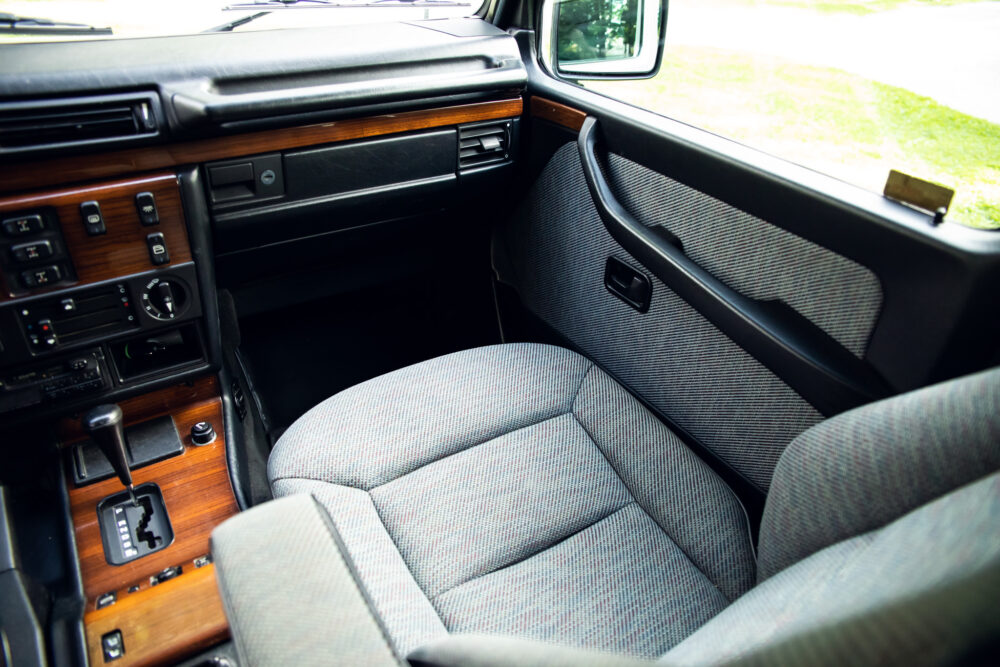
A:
[0, 93, 162, 157]
[458, 119, 512, 172]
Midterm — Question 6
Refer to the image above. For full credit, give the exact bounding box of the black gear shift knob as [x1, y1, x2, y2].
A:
[82, 404, 135, 500]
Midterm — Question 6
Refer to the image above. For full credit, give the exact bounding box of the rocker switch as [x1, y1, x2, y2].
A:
[135, 192, 159, 226]
[146, 232, 169, 266]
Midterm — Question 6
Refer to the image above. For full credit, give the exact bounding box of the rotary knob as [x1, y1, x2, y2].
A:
[190, 421, 216, 446]
[140, 278, 188, 321]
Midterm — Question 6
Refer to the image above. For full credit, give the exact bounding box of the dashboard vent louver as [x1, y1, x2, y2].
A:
[0, 93, 162, 157]
[458, 120, 512, 172]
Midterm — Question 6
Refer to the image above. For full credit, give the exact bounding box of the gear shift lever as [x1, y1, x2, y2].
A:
[82, 404, 137, 506]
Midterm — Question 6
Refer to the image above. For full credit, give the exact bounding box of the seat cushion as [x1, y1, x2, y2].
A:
[268, 343, 756, 658]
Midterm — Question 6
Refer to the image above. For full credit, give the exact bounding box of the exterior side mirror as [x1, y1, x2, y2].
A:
[540, 0, 666, 80]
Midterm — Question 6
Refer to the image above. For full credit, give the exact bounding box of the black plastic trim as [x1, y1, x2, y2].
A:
[578, 117, 891, 415]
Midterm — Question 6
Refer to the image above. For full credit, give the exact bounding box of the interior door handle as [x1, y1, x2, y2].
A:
[576, 115, 891, 416]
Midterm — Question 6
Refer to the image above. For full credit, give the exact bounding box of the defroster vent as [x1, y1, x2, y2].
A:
[458, 119, 512, 172]
[0, 93, 162, 157]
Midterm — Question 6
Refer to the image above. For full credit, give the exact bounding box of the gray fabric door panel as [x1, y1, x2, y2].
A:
[499, 143, 825, 489]
[604, 154, 883, 359]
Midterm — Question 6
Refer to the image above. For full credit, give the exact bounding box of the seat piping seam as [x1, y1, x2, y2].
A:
[429, 500, 639, 603]
[568, 406, 728, 600]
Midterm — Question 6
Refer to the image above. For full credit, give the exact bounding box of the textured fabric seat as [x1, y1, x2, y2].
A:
[248, 343, 1000, 665]
[267, 344, 757, 658]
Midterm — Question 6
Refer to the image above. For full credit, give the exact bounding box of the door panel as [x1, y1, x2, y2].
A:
[499, 140, 824, 491]
[498, 31, 1000, 496]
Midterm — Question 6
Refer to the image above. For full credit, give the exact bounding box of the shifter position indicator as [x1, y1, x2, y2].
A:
[140, 276, 188, 321]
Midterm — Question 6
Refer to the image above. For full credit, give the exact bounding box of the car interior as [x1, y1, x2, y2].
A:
[0, 0, 999, 665]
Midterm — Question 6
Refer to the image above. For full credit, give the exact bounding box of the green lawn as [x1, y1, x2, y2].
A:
[588, 45, 1000, 229]
[718, 0, 994, 15]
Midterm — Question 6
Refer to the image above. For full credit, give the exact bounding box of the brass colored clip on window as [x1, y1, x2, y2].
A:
[883, 169, 955, 226]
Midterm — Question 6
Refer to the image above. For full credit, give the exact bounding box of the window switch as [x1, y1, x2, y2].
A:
[20, 264, 62, 289]
[146, 232, 169, 265]
[135, 192, 159, 226]
[2, 213, 44, 237]
[10, 239, 53, 262]
[96, 591, 116, 609]
[101, 630, 124, 661]
[80, 201, 106, 235]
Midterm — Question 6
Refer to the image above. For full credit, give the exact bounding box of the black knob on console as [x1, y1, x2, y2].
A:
[190, 421, 216, 446]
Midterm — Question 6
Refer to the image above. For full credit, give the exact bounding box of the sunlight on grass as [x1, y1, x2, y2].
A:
[714, 0, 992, 15]
[588, 46, 1000, 229]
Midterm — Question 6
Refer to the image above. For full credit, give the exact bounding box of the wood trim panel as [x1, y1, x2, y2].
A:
[0, 173, 191, 301]
[64, 376, 238, 666]
[83, 564, 229, 667]
[530, 96, 587, 132]
[0, 98, 524, 195]
[63, 377, 237, 601]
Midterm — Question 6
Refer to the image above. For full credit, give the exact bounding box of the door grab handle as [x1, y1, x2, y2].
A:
[577, 115, 891, 416]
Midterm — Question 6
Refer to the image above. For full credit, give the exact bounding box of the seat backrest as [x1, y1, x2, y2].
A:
[658, 366, 1000, 666]
[759, 366, 1000, 580]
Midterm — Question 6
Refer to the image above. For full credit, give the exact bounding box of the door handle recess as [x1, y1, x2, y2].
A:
[577, 116, 891, 416]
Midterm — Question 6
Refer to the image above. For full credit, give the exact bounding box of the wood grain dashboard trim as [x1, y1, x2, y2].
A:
[530, 96, 587, 132]
[0, 173, 191, 301]
[0, 98, 524, 195]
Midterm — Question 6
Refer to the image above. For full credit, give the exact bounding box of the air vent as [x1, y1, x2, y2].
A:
[458, 119, 512, 172]
[0, 93, 162, 157]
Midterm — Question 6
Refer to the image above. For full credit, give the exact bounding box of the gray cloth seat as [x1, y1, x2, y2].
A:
[252, 343, 1000, 665]
[267, 343, 757, 658]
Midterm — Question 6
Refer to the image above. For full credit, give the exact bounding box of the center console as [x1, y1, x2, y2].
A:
[0, 169, 236, 666]
[0, 173, 210, 424]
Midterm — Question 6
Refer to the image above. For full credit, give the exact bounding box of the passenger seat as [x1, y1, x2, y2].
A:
[211, 343, 1000, 665]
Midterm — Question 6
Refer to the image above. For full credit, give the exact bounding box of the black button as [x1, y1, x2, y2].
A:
[96, 591, 116, 609]
[101, 630, 124, 661]
[135, 192, 159, 226]
[2, 213, 44, 237]
[146, 232, 169, 265]
[20, 265, 62, 289]
[80, 201, 106, 235]
[10, 239, 54, 263]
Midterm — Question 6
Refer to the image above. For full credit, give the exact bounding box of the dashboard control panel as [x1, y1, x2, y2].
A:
[0, 172, 209, 421]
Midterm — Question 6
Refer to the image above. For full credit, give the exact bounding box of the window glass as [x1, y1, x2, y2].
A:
[0, 0, 480, 42]
[584, 0, 1000, 229]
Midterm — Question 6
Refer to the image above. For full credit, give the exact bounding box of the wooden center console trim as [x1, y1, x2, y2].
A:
[63, 376, 238, 666]
[0, 172, 191, 301]
[0, 97, 524, 195]
[63, 376, 237, 601]
[83, 563, 229, 667]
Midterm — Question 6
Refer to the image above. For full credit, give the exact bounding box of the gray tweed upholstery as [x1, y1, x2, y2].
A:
[268, 343, 756, 658]
[498, 142, 825, 489]
[661, 471, 1000, 666]
[604, 153, 883, 359]
[211, 494, 400, 667]
[757, 365, 1000, 580]
[242, 343, 1000, 666]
